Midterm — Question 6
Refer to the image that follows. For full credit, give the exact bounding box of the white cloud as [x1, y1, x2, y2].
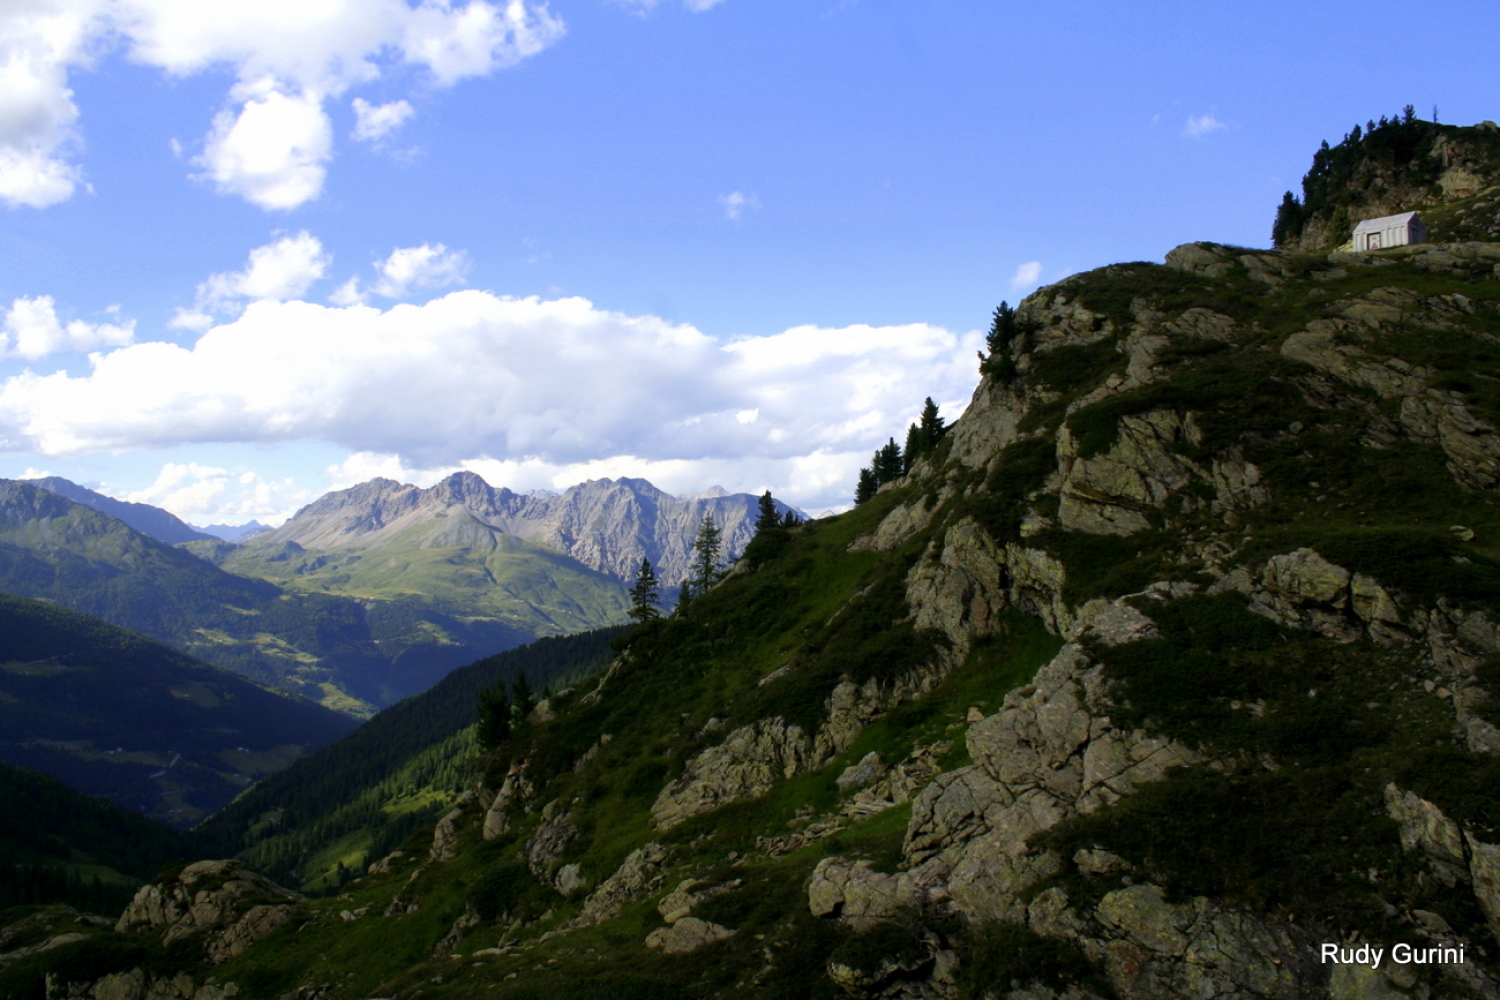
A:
[350, 97, 414, 143]
[196, 82, 332, 210]
[0, 292, 982, 498]
[614, 0, 727, 12]
[173, 232, 331, 326]
[2, 295, 134, 359]
[1010, 261, 1042, 290]
[718, 190, 759, 220]
[18, 466, 53, 479]
[122, 459, 312, 525]
[1184, 113, 1227, 139]
[0, 0, 106, 208]
[371, 243, 468, 298]
[400, 0, 565, 86]
[6, 0, 567, 211]
[328, 276, 364, 307]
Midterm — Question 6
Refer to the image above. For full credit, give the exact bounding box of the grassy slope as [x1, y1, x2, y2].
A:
[0, 760, 192, 916]
[0, 593, 358, 829]
[221, 512, 631, 643]
[192, 627, 625, 892]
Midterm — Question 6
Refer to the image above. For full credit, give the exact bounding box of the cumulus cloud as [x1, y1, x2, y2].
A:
[172, 231, 330, 328]
[122, 460, 312, 525]
[5, 0, 567, 211]
[718, 190, 759, 220]
[351, 97, 414, 143]
[196, 82, 332, 210]
[1010, 261, 1043, 290]
[371, 243, 468, 298]
[614, 0, 727, 12]
[0, 291, 982, 487]
[2, 295, 134, 359]
[1184, 113, 1227, 139]
[0, 0, 106, 208]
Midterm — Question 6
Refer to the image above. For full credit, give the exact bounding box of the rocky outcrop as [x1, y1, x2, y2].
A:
[645, 916, 734, 954]
[653, 658, 952, 831]
[571, 843, 670, 928]
[482, 765, 535, 841]
[43, 968, 240, 1000]
[651, 718, 815, 831]
[906, 519, 1071, 642]
[115, 861, 300, 965]
[524, 799, 581, 887]
[1281, 300, 1500, 491]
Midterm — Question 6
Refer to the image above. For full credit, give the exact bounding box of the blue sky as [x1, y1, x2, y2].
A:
[2, 0, 1497, 521]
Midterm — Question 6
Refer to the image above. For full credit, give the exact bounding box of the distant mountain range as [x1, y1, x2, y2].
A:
[0, 479, 540, 714]
[26, 476, 214, 544]
[228, 472, 801, 588]
[0, 475, 793, 717]
[0, 592, 356, 828]
[194, 520, 272, 542]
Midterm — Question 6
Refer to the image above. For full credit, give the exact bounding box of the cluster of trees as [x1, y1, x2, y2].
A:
[854, 398, 948, 504]
[626, 492, 802, 624]
[0, 859, 136, 915]
[1272, 104, 1439, 248]
[477, 670, 537, 751]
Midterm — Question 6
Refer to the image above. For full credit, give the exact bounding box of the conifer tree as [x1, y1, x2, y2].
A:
[919, 397, 945, 441]
[854, 467, 878, 505]
[477, 682, 512, 750]
[903, 422, 923, 475]
[689, 512, 724, 596]
[755, 491, 779, 532]
[510, 669, 535, 727]
[628, 558, 661, 623]
[874, 438, 904, 484]
[986, 301, 1017, 356]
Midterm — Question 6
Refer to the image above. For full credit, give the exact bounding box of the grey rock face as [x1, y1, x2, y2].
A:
[572, 842, 670, 928]
[644, 916, 734, 954]
[524, 799, 581, 886]
[115, 860, 300, 965]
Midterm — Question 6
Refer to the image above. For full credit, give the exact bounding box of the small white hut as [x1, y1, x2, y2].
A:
[1352, 211, 1425, 251]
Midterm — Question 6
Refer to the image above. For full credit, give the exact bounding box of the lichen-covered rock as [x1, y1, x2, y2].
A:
[905, 518, 1072, 642]
[651, 718, 814, 831]
[572, 842, 669, 928]
[644, 916, 734, 954]
[836, 751, 888, 791]
[429, 806, 465, 862]
[654, 663, 951, 831]
[807, 858, 921, 929]
[1384, 783, 1468, 884]
[482, 765, 534, 841]
[524, 799, 581, 886]
[1056, 410, 1201, 535]
[115, 861, 300, 965]
[43, 968, 240, 1000]
[657, 876, 742, 925]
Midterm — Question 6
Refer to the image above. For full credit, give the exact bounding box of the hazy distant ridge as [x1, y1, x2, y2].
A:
[248, 472, 801, 585]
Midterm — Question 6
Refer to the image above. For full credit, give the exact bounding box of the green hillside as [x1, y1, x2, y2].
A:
[0, 761, 192, 916]
[0, 481, 550, 715]
[192, 627, 624, 892]
[219, 511, 631, 644]
[0, 592, 358, 828]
